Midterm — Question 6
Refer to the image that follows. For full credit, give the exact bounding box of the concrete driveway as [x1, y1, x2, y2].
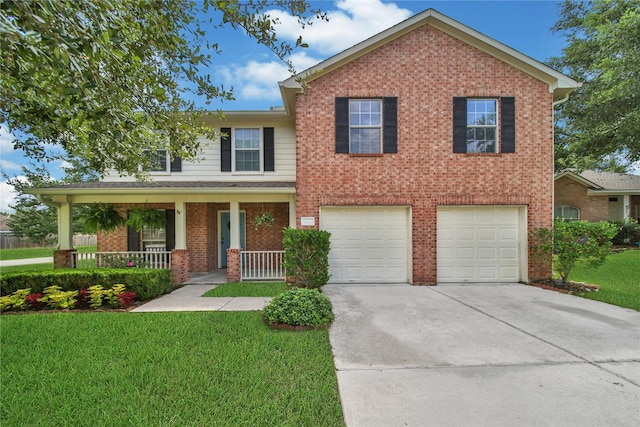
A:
[323, 283, 640, 427]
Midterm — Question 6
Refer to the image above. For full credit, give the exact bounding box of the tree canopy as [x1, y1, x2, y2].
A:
[0, 0, 323, 179]
[550, 0, 640, 172]
[4, 160, 98, 243]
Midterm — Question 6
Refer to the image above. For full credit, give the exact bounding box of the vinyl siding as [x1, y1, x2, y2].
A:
[102, 122, 296, 182]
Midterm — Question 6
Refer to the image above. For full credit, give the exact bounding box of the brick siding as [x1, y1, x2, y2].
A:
[294, 25, 554, 283]
[553, 176, 608, 222]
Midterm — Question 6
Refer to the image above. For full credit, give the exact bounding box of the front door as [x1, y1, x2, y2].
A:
[220, 211, 246, 267]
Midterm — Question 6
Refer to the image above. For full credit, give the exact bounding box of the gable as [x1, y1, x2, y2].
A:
[280, 8, 580, 115]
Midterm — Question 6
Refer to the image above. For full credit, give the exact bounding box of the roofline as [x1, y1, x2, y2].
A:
[26, 186, 297, 197]
[587, 189, 640, 195]
[554, 171, 604, 189]
[280, 8, 581, 112]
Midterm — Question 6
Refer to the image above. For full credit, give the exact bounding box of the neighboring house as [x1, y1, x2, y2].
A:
[554, 170, 640, 222]
[29, 9, 580, 284]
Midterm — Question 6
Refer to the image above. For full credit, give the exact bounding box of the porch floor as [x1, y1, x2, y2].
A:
[185, 270, 228, 284]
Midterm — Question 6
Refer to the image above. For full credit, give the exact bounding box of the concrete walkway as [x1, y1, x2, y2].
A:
[131, 284, 272, 312]
[0, 257, 53, 267]
[324, 283, 640, 427]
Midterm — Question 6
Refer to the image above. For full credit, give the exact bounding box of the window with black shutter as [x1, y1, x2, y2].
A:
[452, 97, 516, 154]
[335, 97, 397, 154]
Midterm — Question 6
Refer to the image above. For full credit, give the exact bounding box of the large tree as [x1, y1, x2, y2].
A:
[0, 0, 323, 179]
[550, 0, 640, 172]
[5, 160, 99, 244]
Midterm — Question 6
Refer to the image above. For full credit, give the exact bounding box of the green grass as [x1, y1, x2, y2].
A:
[0, 263, 54, 274]
[571, 250, 640, 311]
[0, 246, 96, 261]
[203, 281, 289, 297]
[1, 311, 344, 426]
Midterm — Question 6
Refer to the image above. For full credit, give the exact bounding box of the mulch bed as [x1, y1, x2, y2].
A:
[529, 279, 600, 294]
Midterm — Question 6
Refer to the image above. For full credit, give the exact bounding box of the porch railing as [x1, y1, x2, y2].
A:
[240, 250, 286, 281]
[73, 251, 171, 270]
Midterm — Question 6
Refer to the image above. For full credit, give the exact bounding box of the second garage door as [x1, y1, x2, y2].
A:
[437, 206, 522, 283]
[321, 207, 410, 283]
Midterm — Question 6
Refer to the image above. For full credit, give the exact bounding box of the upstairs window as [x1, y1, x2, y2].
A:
[349, 99, 382, 154]
[142, 149, 181, 173]
[453, 97, 515, 154]
[220, 128, 275, 173]
[335, 97, 397, 154]
[554, 205, 580, 221]
[234, 128, 261, 172]
[144, 149, 168, 172]
[466, 99, 497, 153]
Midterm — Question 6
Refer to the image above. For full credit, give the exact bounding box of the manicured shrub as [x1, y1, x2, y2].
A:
[0, 269, 171, 300]
[530, 219, 617, 283]
[263, 287, 334, 327]
[609, 219, 640, 245]
[282, 228, 331, 288]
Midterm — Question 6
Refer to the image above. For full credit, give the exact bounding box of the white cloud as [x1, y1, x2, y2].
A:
[0, 179, 18, 214]
[268, 0, 413, 55]
[0, 124, 16, 156]
[0, 158, 21, 172]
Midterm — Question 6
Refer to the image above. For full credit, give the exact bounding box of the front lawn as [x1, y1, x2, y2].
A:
[0, 246, 96, 261]
[571, 250, 640, 311]
[204, 281, 288, 297]
[1, 311, 344, 426]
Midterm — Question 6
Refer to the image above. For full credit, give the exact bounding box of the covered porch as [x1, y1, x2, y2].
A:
[31, 182, 296, 283]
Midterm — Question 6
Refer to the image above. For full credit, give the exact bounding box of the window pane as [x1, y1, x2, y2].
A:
[145, 149, 167, 171]
[236, 150, 260, 171]
[350, 128, 381, 154]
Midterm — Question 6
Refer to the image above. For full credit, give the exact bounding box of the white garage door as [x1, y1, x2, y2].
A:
[437, 207, 520, 282]
[321, 207, 409, 283]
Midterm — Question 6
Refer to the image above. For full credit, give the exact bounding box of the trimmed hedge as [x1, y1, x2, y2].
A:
[0, 269, 172, 300]
[263, 287, 334, 327]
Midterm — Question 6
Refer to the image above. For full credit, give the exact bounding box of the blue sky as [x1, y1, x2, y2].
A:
[0, 0, 598, 211]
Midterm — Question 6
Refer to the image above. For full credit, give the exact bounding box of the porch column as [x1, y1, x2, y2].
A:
[229, 201, 241, 248]
[227, 201, 242, 282]
[174, 201, 187, 249]
[57, 201, 73, 250]
[171, 200, 189, 284]
[54, 200, 75, 269]
[289, 194, 296, 228]
[623, 195, 631, 220]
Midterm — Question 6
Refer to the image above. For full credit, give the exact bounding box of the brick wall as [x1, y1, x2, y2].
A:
[553, 176, 608, 222]
[295, 25, 555, 283]
[241, 202, 289, 250]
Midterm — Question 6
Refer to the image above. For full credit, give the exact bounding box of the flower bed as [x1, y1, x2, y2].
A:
[529, 279, 600, 294]
[1, 284, 136, 313]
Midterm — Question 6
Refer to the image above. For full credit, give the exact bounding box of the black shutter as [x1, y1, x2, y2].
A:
[263, 127, 275, 171]
[165, 209, 175, 251]
[501, 97, 516, 153]
[220, 127, 231, 172]
[126, 211, 139, 251]
[383, 97, 398, 153]
[170, 156, 182, 172]
[335, 97, 349, 153]
[453, 97, 467, 153]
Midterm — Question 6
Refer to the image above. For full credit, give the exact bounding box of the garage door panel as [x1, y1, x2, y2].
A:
[322, 207, 409, 283]
[438, 207, 521, 283]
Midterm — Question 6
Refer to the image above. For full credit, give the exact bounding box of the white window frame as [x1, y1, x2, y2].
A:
[554, 205, 580, 221]
[467, 99, 498, 153]
[232, 128, 263, 174]
[349, 99, 383, 154]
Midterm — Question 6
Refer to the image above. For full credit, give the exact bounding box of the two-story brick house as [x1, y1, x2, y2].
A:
[33, 9, 579, 284]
